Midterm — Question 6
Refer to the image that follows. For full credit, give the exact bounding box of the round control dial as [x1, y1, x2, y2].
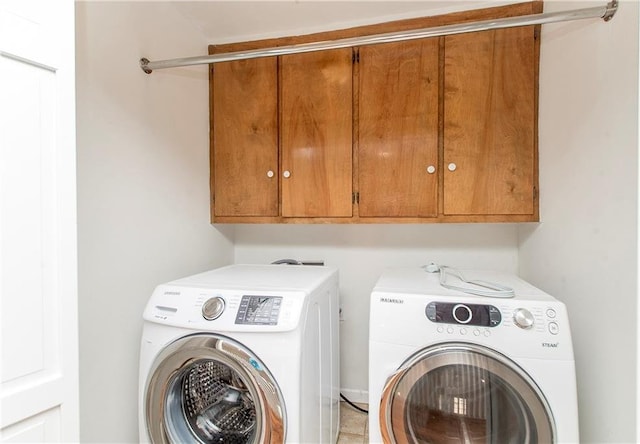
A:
[452, 304, 473, 324]
[202, 297, 225, 321]
[513, 308, 535, 329]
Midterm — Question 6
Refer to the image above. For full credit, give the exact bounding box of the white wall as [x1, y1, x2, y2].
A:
[518, 1, 639, 442]
[235, 224, 520, 399]
[75, 3, 234, 442]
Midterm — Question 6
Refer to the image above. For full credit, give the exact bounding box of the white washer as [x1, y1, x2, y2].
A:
[139, 264, 340, 443]
[369, 267, 579, 443]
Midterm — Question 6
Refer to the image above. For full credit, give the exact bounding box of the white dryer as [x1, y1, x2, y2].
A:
[369, 266, 579, 443]
[139, 264, 340, 443]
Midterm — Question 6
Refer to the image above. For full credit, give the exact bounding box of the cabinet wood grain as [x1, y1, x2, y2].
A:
[280, 49, 353, 218]
[212, 57, 278, 217]
[444, 26, 536, 215]
[358, 40, 439, 217]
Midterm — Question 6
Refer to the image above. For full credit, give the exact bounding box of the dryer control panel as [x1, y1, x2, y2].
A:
[426, 302, 501, 327]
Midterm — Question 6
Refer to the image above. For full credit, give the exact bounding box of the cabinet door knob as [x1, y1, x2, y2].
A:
[426, 165, 436, 174]
[266, 170, 274, 178]
[447, 163, 457, 172]
[283, 170, 291, 178]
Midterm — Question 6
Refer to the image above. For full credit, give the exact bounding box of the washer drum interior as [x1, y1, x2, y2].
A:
[145, 334, 286, 444]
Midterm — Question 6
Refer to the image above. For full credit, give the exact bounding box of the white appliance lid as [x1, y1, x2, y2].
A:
[166, 264, 337, 292]
[372, 266, 555, 302]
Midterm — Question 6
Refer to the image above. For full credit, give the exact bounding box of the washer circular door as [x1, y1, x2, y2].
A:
[380, 343, 555, 444]
[145, 333, 285, 444]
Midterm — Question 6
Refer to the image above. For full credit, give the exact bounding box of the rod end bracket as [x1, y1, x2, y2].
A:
[603, 0, 618, 22]
[140, 58, 153, 74]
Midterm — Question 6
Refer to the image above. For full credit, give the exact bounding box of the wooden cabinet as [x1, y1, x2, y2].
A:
[209, 1, 540, 224]
[358, 39, 439, 218]
[211, 57, 278, 217]
[211, 50, 352, 220]
[280, 49, 353, 218]
[443, 26, 537, 216]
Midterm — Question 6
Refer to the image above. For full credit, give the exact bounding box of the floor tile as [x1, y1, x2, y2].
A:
[340, 401, 368, 436]
[337, 432, 365, 443]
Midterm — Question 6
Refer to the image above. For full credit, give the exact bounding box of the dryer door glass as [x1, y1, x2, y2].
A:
[144, 334, 285, 444]
[380, 343, 554, 444]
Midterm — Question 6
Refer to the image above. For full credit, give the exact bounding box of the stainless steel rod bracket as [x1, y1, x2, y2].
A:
[140, 58, 152, 74]
[603, 0, 618, 22]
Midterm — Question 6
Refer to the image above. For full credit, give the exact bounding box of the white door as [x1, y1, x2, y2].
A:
[0, 0, 79, 442]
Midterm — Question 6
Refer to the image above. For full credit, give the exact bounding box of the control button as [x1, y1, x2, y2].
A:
[473, 329, 480, 336]
[460, 328, 467, 335]
[437, 326, 444, 333]
[513, 308, 535, 329]
[426, 303, 437, 321]
[483, 330, 491, 337]
[452, 304, 473, 324]
[202, 297, 225, 320]
[546, 308, 557, 319]
[548, 322, 559, 335]
[489, 306, 502, 326]
[447, 326, 454, 334]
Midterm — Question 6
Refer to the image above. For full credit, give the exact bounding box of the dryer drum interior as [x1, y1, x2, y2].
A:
[380, 343, 555, 444]
[145, 334, 286, 444]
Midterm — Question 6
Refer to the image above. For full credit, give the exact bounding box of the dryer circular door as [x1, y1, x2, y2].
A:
[144, 333, 285, 444]
[379, 343, 555, 444]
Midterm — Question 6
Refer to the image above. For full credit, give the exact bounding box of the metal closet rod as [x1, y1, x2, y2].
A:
[140, 0, 617, 74]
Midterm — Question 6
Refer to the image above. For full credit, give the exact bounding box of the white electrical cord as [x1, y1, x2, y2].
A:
[425, 263, 515, 298]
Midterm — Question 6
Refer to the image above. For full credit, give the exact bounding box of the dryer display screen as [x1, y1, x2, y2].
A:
[235, 295, 283, 325]
[426, 302, 501, 327]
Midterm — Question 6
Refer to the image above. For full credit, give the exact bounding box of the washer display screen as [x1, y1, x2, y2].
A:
[425, 302, 501, 327]
[235, 295, 282, 325]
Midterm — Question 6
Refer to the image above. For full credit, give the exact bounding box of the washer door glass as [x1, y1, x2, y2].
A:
[145, 334, 285, 444]
[380, 343, 555, 444]
[165, 359, 257, 443]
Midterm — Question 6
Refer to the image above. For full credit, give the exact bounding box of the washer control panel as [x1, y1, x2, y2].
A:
[146, 285, 305, 331]
[426, 302, 501, 327]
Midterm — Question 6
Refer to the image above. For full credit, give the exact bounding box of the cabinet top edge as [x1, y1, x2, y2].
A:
[208, 1, 541, 54]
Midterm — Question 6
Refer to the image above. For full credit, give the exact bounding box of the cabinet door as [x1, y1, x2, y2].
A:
[358, 40, 439, 217]
[444, 26, 536, 215]
[280, 49, 353, 218]
[212, 57, 278, 217]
